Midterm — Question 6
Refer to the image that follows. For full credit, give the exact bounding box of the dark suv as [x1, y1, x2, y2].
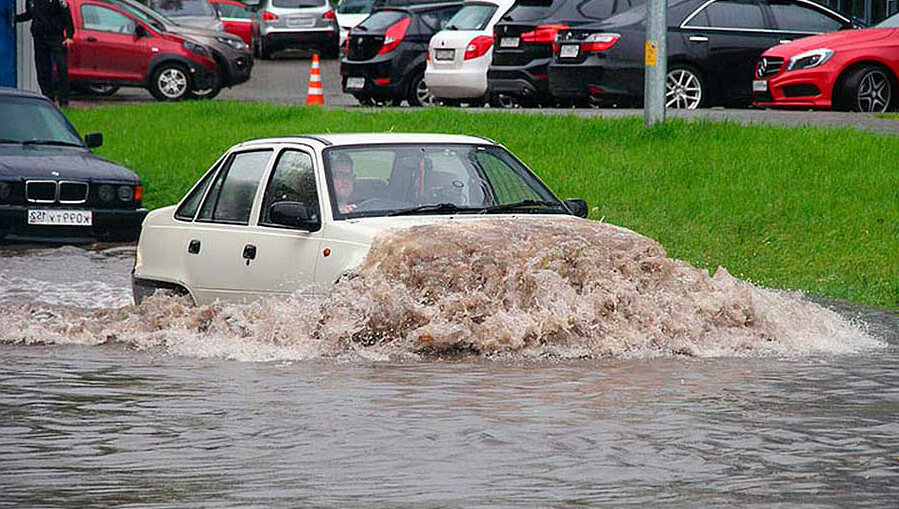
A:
[488, 0, 644, 106]
[340, 2, 463, 106]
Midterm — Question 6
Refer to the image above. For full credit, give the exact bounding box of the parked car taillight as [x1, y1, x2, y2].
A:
[521, 24, 568, 44]
[464, 35, 494, 60]
[262, 10, 277, 21]
[379, 17, 411, 54]
[582, 33, 620, 53]
[323, 9, 336, 19]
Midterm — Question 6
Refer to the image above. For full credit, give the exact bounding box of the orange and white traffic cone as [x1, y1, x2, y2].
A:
[307, 53, 324, 105]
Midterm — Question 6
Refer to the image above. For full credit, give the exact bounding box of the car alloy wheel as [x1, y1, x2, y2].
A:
[415, 78, 436, 107]
[856, 69, 892, 113]
[158, 68, 189, 99]
[666, 68, 703, 109]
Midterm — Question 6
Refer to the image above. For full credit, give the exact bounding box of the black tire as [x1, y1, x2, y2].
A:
[188, 72, 222, 100]
[835, 64, 894, 113]
[406, 71, 435, 107]
[258, 37, 272, 60]
[85, 84, 120, 96]
[666, 64, 706, 109]
[148, 63, 192, 101]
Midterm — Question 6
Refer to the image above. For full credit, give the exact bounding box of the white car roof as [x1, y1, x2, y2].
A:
[238, 133, 497, 149]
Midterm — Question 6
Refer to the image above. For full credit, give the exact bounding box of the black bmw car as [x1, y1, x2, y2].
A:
[341, 1, 463, 106]
[548, 0, 857, 108]
[488, 0, 646, 107]
[0, 88, 147, 243]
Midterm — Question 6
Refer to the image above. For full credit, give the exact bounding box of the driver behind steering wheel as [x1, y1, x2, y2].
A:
[332, 153, 358, 214]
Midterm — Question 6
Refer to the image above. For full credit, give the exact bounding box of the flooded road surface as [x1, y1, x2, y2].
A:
[1, 243, 897, 508]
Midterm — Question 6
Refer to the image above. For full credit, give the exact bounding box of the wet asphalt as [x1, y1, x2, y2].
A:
[68, 52, 899, 135]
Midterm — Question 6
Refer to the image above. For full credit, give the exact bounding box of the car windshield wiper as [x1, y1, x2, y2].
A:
[480, 199, 566, 214]
[22, 139, 83, 147]
[388, 202, 476, 216]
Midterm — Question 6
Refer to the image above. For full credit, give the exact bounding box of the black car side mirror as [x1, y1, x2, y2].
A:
[84, 133, 103, 149]
[270, 201, 321, 231]
[564, 198, 588, 218]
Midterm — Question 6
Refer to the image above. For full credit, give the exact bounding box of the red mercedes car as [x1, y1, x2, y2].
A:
[753, 12, 898, 112]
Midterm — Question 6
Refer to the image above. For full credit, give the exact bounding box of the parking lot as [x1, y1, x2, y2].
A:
[67, 55, 899, 135]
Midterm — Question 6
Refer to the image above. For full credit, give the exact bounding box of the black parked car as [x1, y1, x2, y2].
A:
[488, 0, 645, 107]
[0, 88, 147, 243]
[341, 1, 463, 106]
[548, 0, 857, 108]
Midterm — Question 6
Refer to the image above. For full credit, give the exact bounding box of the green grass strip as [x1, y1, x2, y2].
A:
[66, 102, 898, 308]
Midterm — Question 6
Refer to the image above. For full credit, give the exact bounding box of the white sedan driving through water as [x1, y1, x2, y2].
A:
[132, 133, 588, 305]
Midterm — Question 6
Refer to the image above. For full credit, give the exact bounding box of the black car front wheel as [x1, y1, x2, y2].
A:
[188, 72, 222, 100]
[149, 63, 192, 101]
[837, 65, 894, 113]
[666, 65, 705, 109]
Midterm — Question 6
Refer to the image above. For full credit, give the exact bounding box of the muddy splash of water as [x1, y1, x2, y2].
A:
[0, 219, 883, 361]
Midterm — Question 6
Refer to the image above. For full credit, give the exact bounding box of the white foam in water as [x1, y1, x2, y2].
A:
[0, 220, 885, 361]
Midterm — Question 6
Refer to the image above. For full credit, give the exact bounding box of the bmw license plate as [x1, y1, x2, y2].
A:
[752, 80, 768, 92]
[560, 44, 579, 58]
[435, 49, 454, 61]
[346, 77, 365, 90]
[28, 209, 92, 226]
[500, 37, 520, 48]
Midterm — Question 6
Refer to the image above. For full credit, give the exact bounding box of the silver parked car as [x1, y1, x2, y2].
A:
[253, 0, 340, 59]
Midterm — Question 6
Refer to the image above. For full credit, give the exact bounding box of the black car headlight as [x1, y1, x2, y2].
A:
[97, 184, 115, 202]
[787, 48, 834, 71]
[184, 41, 211, 56]
[117, 185, 134, 202]
[217, 37, 248, 51]
[0, 181, 12, 202]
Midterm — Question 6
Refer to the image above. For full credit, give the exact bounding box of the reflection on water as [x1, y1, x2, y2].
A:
[0, 228, 897, 507]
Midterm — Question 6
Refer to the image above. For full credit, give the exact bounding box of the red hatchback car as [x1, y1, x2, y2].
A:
[68, 0, 218, 100]
[753, 13, 899, 112]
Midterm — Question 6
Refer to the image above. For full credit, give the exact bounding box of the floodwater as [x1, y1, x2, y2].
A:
[1, 222, 898, 508]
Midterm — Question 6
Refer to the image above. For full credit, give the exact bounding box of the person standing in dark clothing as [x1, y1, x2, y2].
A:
[15, 0, 76, 105]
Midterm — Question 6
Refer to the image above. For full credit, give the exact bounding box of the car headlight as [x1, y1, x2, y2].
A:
[117, 185, 134, 202]
[217, 36, 248, 51]
[184, 40, 211, 56]
[787, 48, 834, 71]
[97, 184, 115, 202]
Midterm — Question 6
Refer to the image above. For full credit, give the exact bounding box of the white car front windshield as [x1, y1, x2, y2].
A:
[323, 144, 566, 219]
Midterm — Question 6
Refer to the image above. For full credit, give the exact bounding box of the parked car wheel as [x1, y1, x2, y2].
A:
[837, 65, 894, 113]
[666, 65, 705, 109]
[149, 63, 192, 101]
[188, 73, 222, 100]
[85, 84, 120, 96]
[407, 72, 436, 107]
[258, 37, 272, 60]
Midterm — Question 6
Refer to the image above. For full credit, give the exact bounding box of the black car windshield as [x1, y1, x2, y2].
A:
[273, 0, 326, 8]
[875, 12, 899, 27]
[111, 0, 171, 30]
[445, 3, 497, 30]
[323, 144, 566, 219]
[0, 97, 83, 146]
[149, 0, 216, 17]
[338, 0, 376, 14]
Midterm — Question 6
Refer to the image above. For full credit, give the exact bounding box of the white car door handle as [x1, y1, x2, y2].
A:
[689, 35, 709, 43]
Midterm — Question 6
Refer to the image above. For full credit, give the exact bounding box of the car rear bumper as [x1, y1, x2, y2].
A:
[752, 68, 834, 109]
[264, 28, 339, 51]
[0, 206, 148, 243]
[341, 58, 406, 99]
[425, 67, 487, 99]
[549, 58, 641, 102]
[487, 59, 551, 102]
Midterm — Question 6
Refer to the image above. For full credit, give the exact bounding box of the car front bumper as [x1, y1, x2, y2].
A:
[0, 206, 148, 243]
[752, 67, 834, 109]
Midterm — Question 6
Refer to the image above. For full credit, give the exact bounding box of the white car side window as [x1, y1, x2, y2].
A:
[197, 150, 273, 224]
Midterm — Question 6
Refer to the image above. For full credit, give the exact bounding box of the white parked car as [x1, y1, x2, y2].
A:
[335, 0, 375, 47]
[425, 0, 514, 105]
[132, 133, 589, 305]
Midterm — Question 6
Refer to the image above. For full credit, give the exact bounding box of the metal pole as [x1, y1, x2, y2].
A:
[644, 0, 667, 126]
